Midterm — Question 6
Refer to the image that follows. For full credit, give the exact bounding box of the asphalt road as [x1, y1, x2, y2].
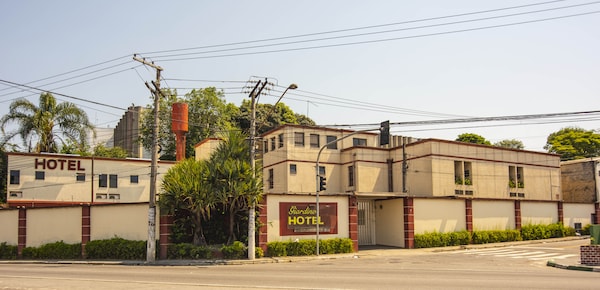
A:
[0, 239, 597, 290]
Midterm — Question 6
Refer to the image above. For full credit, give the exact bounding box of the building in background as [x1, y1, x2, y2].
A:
[113, 106, 150, 159]
[561, 158, 600, 204]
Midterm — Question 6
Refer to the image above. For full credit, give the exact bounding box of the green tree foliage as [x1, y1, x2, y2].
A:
[0, 92, 95, 153]
[140, 88, 236, 161]
[455, 133, 491, 145]
[494, 139, 525, 150]
[235, 99, 315, 135]
[160, 158, 216, 246]
[208, 130, 262, 244]
[544, 127, 600, 161]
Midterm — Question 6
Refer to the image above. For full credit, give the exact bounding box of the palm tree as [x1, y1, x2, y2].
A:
[209, 130, 262, 245]
[0, 92, 95, 153]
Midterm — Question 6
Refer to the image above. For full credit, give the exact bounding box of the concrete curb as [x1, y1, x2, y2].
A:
[546, 261, 600, 272]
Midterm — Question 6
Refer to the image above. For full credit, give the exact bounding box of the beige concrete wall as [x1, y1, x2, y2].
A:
[521, 201, 558, 225]
[472, 200, 515, 230]
[91, 204, 153, 241]
[374, 198, 404, 247]
[27, 207, 81, 247]
[414, 198, 465, 234]
[0, 210, 19, 245]
[563, 203, 594, 228]
[266, 194, 349, 242]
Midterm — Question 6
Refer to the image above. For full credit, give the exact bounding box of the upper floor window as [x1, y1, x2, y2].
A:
[454, 161, 473, 186]
[509, 166, 524, 188]
[99, 174, 108, 187]
[130, 175, 139, 184]
[268, 168, 274, 189]
[270, 137, 276, 151]
[348, 165, 355, 187]
[326, 135, 337, 149]
[35, 171, 45, 180]
[278, 133, 284, 148]
[310, 134, 320, 148]
[76, 173, 86, 182]
[109, 174, 118, 188]
[353, 138, 367, 146]
[294, 132, 305, 147]
[290, 164, 297, 175]
[10, 170, 20, 185]
[264, 140, 268, 153]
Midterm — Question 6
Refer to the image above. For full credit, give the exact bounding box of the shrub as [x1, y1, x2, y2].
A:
[521, 223, 575, 240]
[85, 237, 146, 260]
[168, 243, 212, 259]
[0, 242, 18, 260]
[21, 241, 81, 259]
[414, 231, 471, 248]
[582, 224, 592, 235]
[266, 238, 353, 257]
[255, 246, 264, 258]
[221, 241, 246, 259]
[471, 230, 521, 244]
[266, 241, 287, 257]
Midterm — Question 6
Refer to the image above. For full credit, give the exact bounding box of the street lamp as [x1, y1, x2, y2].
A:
[248, 82, 298, 260]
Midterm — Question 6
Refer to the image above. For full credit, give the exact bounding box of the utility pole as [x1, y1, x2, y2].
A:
[133, 54, 162, 263]
[248, 79, 268, 260]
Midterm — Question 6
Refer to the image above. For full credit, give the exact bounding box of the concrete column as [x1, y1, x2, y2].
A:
[17, 208, 26, 258]
[404, 197, 414, 249]
[258, 196, 269, 253]
[348, 196, 358, 252]
[81, 205, 91, 258]
[514, 200, 522, 230]
[557, 201, 564, 224]
[159, 214, 174, 259]
[465, 199, 473, 233]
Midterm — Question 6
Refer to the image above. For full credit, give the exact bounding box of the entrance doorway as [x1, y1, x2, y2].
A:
[358, 200, 376, 245]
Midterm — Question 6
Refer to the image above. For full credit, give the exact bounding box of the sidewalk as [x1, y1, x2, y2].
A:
[2, 236, 599, 272]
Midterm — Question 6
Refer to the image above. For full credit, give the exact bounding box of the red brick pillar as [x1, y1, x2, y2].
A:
[465, 199, 473, 233]
[515, 200, 522, 230]
[557, 201, 564, 224]
[258, 196, 269, 253]
[17, 207, 26, 258]
[595, 203, 600, 224]
[404, 197, 414, 249]
[348, 196, 358, 252]
[81, 205, 91, 258]
[159, 214, 174, 259]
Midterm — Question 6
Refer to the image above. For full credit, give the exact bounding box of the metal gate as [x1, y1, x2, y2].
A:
[358, 200, 376, 245]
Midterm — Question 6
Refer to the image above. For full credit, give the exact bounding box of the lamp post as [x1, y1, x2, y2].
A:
[248, 82, 297, 260]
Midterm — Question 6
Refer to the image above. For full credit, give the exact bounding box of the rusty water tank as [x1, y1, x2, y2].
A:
[171, 102, 188, 133]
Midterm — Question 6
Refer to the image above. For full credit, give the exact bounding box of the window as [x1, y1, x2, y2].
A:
[35, 171, 45, 180]
[76, 173, 86, 182]
[319, 166, 326, 176]
[9, 191, 22, 198]
[290, 164, 297, 175]
[270, 137, 276, 151]
[353, 138, 367, 146]
[348, 165, 355, 186]
[109, 174, 118, 188]
[268, 169, 274, 189]
[130, 175, 139, 184]
[509, 166, 524, 188]
[99, 174, 108, 188]
[294, 132, 305, 146]
[310, 134, 320, 148]
[454, 161, 473, 185]
[264, 140, 268, 153]
[326, 135, 337, 149]
[278, 133, 284, 148]
[9, 170, 20, 185]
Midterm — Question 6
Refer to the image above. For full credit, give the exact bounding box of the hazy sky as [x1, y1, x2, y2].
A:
[1, 0, 599, 152]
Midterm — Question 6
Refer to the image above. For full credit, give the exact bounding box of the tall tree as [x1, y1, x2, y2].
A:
[235, 100, 315, 135]
[139, 88, 236, 160]
[494, 139, 525, 150]
[208, 130, 262, 245]
[456, 133, 491, 145]
[0, 92, 95, 153]
[544, 127, 600, 160]
[160, 158, 216, 246]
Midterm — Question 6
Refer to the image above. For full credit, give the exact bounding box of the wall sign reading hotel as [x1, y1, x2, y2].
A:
[279, 202, 338, 236]
[34, 158, 85, 171]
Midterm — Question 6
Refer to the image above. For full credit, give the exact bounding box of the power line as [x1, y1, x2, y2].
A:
[138, 0, 570, 56]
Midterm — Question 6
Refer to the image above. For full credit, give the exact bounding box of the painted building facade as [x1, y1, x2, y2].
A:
[6, 152, 175, 207]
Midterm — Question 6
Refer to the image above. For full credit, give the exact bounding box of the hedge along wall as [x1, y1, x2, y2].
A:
[91, 203, 156, 241]
[413, 198, 465, 234]
[0, 209, 19, 245]
[472, 200, 515, 231]
[563, 203, 594, 228]
[521, 201, 558, 225]
[28, 207, 81, 247]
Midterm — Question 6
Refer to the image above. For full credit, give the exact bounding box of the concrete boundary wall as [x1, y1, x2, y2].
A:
[0, 210, 19, 245]
[413, 198, 465, 234]
[91, 203, 153, 241]
[521, 201, 558, 225]
[27, 207, 81, 247]
[472, 200, 515, 231]
[563, 203, 594, 228]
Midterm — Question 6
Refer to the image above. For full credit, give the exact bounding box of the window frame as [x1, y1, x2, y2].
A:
[9, 170, 20, 185]
[35, 171, 45, 180]
[353, 138, 367, 146]
[294, 132, 305, 147]
[310, 133, 320, 148]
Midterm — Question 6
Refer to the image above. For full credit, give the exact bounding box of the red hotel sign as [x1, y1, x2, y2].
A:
[279, 202, 338, 236]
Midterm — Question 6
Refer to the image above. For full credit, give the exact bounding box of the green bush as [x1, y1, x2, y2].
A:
[521, 223, 575, 241]
[168, 243, 212, 259]
[221, 241, 246, 259]
[255, 246, 264, 258]
[414, 231, 471, 248]
[21, 241, 81, 259]
[471, 230, 522, 244]
[582, 224, 592, 235]
[85, 237, 146, 260]
[0, 242, 18, 260]
[266, 238, 353, 257]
